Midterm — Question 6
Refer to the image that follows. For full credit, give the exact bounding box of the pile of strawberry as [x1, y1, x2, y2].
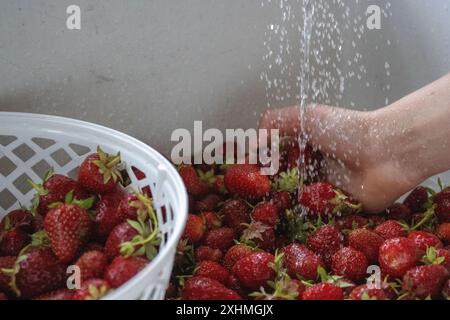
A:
[0, 147, 160, 300]
[170, 138, 450, 300]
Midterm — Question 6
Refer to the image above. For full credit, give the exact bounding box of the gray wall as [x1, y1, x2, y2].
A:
[1, 0, 449, 155]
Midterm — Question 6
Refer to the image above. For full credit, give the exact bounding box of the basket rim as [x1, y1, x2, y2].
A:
[0, 111, 188, 299]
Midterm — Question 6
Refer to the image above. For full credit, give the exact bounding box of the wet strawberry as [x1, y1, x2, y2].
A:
[437, 223, 450, 244]
[386, 203, 412, 222]
[182, 214, 206, 244]
[270, 191, 292, 212]
[241, 222, 276, 252]
[402, 264, 448, 299]
[349, 284, 387, 300]
[224, 164, 271, 201]
[331, 247, 368, 282]
[403, 186, 428, 213]
[0, 256, 16, 295]
[179, 165, 210, 197]
[116, 193, 141, 222]
[302, 283, 344, 300]
[408, 231, 443, 254]
[348, 228, 384, 263]
[78, 147, 123, 194]
[199, 212, 222, 230]
[182, 276, 241, 300]
[232, 252, 275, 290]
[104, 222, 139, 260]
[194, 260, 230, 285]
[223, 244, 254, 270]
[335, 215, 368, 232]
[306, 225, 343, 267]
[0, 210, 33, 232]
[282, 243, 325, 280]
[195, 194, 223, 213]
[434, 249, 450, 273]
[73, 278, 111, 300]
[375, 220, 407, 239]
[94, 188, 126, 240]
[204, 227, 235, 252]
[379, 238, 420, 278]
[194, 246, 223, 263]
[0, 292, 7, 300]
[434, 188, 450, 223]
[75, 250, 108, 281]
[298, 182, 361, 219]
[104, 256, 148, 288]
[44, 202, 93, 263]
[35, 289, 74, 300]
[221, 199, 250, 233]
[252, 202, 279, 227]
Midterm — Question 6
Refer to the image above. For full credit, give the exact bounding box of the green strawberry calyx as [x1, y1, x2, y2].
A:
[92, 146, 124, 185]
[421, 246, 445, 265]
[272, 168, 300, 194]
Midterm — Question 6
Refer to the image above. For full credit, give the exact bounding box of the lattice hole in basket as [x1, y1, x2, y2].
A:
[0, 156, 16, 177]
[12, 143, 36, 162]
[67, 167, 79, 180]
[32, 159, 53, 180]
[0, 135, 17, 147]
[13, 173, 34, 194]
[0, 189, 16, 210]
[69, 143, 91, 156]
[31, 137, 56, 149]
[50, 148, 72, 167]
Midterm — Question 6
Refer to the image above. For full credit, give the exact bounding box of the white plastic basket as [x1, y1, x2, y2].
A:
[0, 112, 188, 300]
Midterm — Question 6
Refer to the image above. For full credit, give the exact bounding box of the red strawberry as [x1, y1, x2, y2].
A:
[241, 222, 276, 252]
[179, 165, 210, 197]
[44, 202, 93, 263]
[194, 260, 230, 285]
[434, 249, 450, 273]
[402, 264, 448, 299]
[379, 237, 420, 278]
[434, 188, 450, 223]
[221, 199, 250, 233]
[181, 276, 241, 300]
[298, 182, 361, 219]
[282, 243, 325, 280]
[73, 278, 111, 300]
[0, 209, 33, 232]
[116, 193, 141, 222]
[35, 289, 74, 300]
[194, 246, 223, 263]
[224, 164, 271, 201]
[104, 222, 139, 260]
[9, 248, 67, 298]
[375, 220, 408, 239]
[348, 228, 384, 263]
[75, 250, 108, 281]
[442, 279, 450, 299]
[0, 228, 30, 256]
[104, 256, 148, 288]
[232, 252, 275, 290]
[182, 214, 206, 244]
[306, 225, 343, 266]
[212, 175, 227, 194]
[331, 247, 368, 282]
[403, 186, 428, 213]
[386, 203, 412, 222]
[0, 256, 16, 294]
[195, 194, 223, 213]
[94, 188, 126, 240]
[85, 242, 104, 252]
[302, 283, 344, 300]
[0, 292, 7, 300]
[335, 215, 368, 232]
[408, 231, 443, 254]
[349, 284, 387, 300]
[437, 223, 450, 244]
[78, 147, 123, 194]
[204, 227, 235, 252]
[252, 202, 279, 227]
[270, 191, 292, 212]
[199, 212, 222, 230]
[223, 244, 254, 270]
[30, 172, 89, 216]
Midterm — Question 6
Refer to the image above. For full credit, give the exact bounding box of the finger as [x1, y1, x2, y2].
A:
[258, 106, 301, 137]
